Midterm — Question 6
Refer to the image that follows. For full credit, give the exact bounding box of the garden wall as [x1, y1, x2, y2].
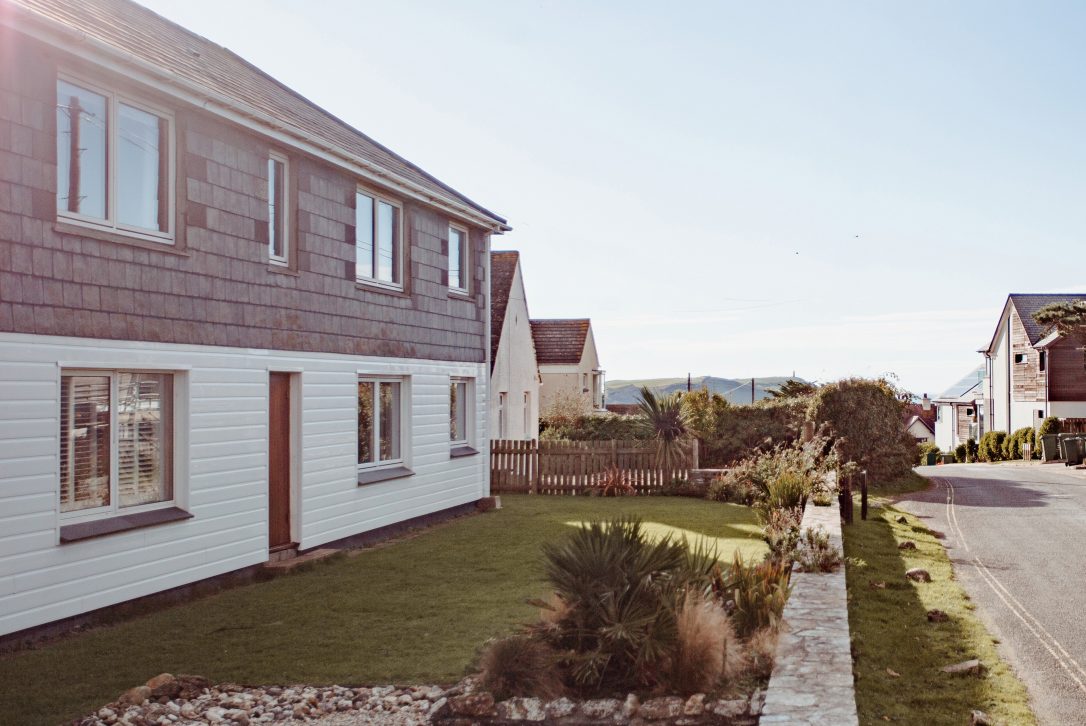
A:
[761, 485, 858, 725]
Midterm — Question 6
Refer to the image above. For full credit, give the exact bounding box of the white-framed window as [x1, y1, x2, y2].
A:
[55, 76, 175, 244]
[497, 391, 507, 439]
[1013, 353, 1027, 364]
[448, 224, 469, 293]
[267, 151, 289, 265]
[358, 377, 404, 469]
[450, 377, 471, 445]
[355, 188, 403, 289]
[523, 391, 532, 439]
[59, 370, 176, 522]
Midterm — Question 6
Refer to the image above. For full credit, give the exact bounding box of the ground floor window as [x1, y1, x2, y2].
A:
[450, 378, 470, 445]
[358, 378, 403, 468]
[59, 371, 175, 518]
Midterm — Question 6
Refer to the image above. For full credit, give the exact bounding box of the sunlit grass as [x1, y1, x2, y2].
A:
[0, 494, 763, 726]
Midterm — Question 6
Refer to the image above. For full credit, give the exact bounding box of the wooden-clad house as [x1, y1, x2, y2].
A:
[0, 0, 508, 637]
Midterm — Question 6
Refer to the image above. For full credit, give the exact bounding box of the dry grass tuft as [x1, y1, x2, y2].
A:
[668, 591, 740, 694]
[479, 634, 565, 701]
[745, 627, 778, 679]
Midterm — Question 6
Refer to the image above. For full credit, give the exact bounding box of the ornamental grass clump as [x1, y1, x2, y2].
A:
[479, 635, 565, 701]
[713, 553, 791, 638]
[667, 591, 743, 695]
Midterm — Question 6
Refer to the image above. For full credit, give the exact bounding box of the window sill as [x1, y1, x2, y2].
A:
[450, 445, 478, 458]
[268, 264, 300, 277]
[55, 221, 187, 256]
[59, 506, 193, 544]
[355, 279, 407, 297]
[448, 289, 472, 300]
[357, 465, 414, 486]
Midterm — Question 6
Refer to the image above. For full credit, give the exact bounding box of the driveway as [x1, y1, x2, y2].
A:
[901, 463, 1086, 726]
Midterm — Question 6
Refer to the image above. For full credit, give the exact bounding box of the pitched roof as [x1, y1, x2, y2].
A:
[1008, 293, 1086, 345]
[530, 319, 591, 365]
[7, 0, 507, 228]
[904, 404, 936, 434]
[937, 365, 986, 401]
[490, 251, 520, 370]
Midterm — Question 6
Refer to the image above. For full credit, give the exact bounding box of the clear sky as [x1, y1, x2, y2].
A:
[138, 0, 1086, 397]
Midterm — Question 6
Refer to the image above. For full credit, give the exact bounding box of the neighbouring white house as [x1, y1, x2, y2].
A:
[934, 365, 986, 451]
[982, 293, 1086, 435]
[489, 251, 539, 440]
[0, 0, 508, 638]
[531, 319, 606, 416]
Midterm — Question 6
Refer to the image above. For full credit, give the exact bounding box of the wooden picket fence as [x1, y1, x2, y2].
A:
[489, 438, 699, 495]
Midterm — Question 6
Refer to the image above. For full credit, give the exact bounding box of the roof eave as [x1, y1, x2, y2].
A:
[4, 3, 511, 233]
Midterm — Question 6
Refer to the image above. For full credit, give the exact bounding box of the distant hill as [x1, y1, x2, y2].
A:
[605, 376, 809, 406]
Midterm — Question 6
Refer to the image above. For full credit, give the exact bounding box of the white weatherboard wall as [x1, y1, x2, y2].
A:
[490, 261, 539, 440]
[935, 405, 955, 451]
[0, 332, 488, 636]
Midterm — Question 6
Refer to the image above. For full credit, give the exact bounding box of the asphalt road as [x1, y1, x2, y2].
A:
[902, 463, 1086, 726]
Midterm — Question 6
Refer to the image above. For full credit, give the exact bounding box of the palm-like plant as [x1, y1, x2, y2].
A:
[636, 386, 692, 470]
[535, 517, 716, 692]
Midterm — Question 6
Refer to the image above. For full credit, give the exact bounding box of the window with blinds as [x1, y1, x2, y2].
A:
[59, 370, 175, 518]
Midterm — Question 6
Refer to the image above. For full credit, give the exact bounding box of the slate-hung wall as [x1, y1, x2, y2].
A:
[0, 31, 489, 361]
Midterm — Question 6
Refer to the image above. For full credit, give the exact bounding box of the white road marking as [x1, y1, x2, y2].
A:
[937, 477, 1086, 695]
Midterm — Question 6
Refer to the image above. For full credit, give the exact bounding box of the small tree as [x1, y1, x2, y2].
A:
[636, 386, 692, 470]
[806, 378, 916, 483]
[1034, 300, 1086, 367]
[541, 389, 592, 431]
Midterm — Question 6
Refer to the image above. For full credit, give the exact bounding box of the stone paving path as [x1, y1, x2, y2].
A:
[760, 495, 858, 725]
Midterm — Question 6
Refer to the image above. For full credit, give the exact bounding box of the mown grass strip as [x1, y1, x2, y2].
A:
[845, 490, 1035, 725]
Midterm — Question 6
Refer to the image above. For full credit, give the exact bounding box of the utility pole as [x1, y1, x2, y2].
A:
[751, 377, 755, 405]
[687, 373, 691, 393]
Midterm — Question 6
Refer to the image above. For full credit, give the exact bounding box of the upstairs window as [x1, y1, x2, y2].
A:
[1013, 353, 1027, 364]
[59, 371, 175, 519]
[267, 152, 289, 265]
[356, 189, 402, 289]
[1039, 351, 1047, 371]
[56, 78, 173, 242]
[448, 224, 469, 293]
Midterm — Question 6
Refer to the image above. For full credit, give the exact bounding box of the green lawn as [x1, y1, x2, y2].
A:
[0, 495, 764, 726]
[844, 498, 1035, 725]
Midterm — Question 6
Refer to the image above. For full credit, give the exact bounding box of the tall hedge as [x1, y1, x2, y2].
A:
[806, 378, 917, 483]
[683, 390, 805, 467]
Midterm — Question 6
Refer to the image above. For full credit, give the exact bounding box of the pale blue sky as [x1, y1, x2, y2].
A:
[139, 0, 1086, 396]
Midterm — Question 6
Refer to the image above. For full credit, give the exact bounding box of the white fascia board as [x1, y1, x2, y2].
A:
[5, 6, 510, 234]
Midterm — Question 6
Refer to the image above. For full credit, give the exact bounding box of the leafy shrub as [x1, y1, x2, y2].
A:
[793, 527, 842, 572]
[535, 517, 714, 692]
[954, 443, 968, 463]
[978, 431, 1007, 462]
[540, 413, 647, 442]
[807, 378, 918, 484]
[479, 635, 564, 700]
[1005, 427, 1036, 460]
[666, 591, 741, 695]
[761, 507, 802, 561]
[684, 391, 807, 467]
[713, 554, 791, 638]
[706, 471, 760, 505]
[918, 442, 941, 465]
[966, 437, 978, 462]
[1039, 416, 1061, 437]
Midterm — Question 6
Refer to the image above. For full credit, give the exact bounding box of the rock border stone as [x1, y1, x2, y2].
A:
[760, 482, 859, 725]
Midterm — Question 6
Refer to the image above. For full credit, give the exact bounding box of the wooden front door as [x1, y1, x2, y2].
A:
[268, 372, 293, 550]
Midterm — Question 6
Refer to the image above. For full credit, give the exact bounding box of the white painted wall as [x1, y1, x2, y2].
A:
[0, 332, 487, 636]
[935, 404, 956, 451]
[990, 317, 1011, 433]
[1050, 402, 1086, 419]
[490, 262, 539, 440]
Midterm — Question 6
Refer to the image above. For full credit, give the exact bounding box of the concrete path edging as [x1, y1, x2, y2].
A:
[760, 494, 858, 725]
